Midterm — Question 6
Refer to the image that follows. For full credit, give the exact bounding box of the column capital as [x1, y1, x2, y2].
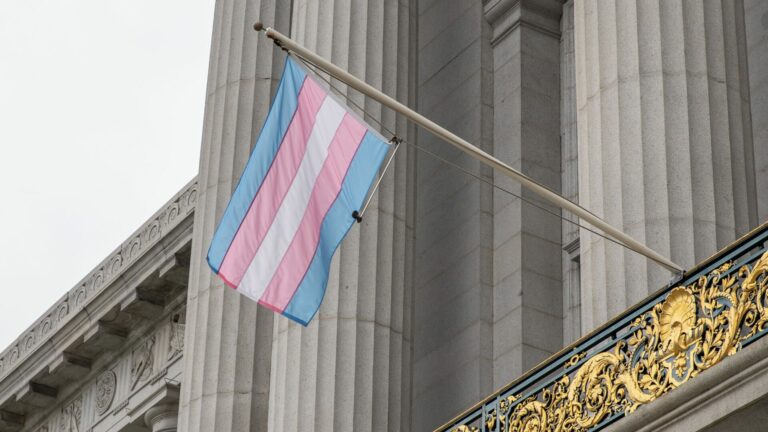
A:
[144, 403, 178, 432]
[483, 0, 563, 44]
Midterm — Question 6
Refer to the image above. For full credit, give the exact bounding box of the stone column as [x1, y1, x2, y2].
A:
[574, 0, 759, 330]
[145, 404, 179, 432]
[745, 0, 768, 223]
[266, 1, 416, 432]
[484, 0, 564, 386]
[178, 0, 292, 430]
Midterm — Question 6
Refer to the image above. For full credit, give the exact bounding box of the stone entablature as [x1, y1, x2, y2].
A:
[0, 179, 196, 432]
[29, 305, 185, 432]
[0, 179, 197, 380]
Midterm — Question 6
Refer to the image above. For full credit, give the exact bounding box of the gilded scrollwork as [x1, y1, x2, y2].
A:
[452, 251, 768, 432]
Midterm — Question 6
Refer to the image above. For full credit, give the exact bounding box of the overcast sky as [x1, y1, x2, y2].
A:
[0, 1, 214, 350]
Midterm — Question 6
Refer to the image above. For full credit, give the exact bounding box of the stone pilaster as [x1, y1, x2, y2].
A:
[412, 0, 495, 429]
[560, 0, 581, 345]
[574, 0, 759, 331]
[484, 0, 564, 386]
[178, 0, 292, 430]
[266, 1, 416, 432]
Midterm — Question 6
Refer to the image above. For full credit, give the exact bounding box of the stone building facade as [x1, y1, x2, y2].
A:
[1, 0, 767, 431]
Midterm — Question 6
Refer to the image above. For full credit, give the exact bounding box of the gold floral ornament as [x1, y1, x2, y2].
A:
[659, 288, 696, 356]
[450, 251, 768, 432]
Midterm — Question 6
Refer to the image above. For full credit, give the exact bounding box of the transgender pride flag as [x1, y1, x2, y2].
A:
[207, 57, 390, 325]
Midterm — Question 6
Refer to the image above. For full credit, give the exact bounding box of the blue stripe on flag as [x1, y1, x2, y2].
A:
[207, 58, 307, 272]
[282, 131, 390, 325]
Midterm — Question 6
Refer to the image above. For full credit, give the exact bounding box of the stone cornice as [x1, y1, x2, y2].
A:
[0, 178, 198, 380]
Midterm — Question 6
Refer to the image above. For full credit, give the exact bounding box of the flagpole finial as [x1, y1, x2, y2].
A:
[253, 22, 264, 32]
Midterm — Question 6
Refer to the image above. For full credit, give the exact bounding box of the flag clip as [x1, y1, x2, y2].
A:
[352, 210, 363, 223]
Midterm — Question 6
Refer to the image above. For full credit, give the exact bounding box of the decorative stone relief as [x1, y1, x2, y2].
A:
[60, 396, 82, 432]
[95, 370, 117, 415]
[168, 311, 185, 359]
[37, 426, 49, 432]
[130, 336, 155, 390]
[0, 180, 197, 379]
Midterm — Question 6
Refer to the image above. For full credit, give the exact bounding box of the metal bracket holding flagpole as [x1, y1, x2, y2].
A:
[352, 136, 402, 223]
[253, 22, 685, 274]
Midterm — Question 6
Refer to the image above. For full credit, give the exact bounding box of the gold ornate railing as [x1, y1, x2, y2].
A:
[436, 222, 768, 432]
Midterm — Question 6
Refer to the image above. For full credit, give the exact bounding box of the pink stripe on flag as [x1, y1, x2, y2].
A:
[258, 114, 367, 311]
[217, 78, 326, 285]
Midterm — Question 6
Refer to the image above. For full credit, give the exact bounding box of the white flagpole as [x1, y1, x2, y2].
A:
[255, 23, 684, 274]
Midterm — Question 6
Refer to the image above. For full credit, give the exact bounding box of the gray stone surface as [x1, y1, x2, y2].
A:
[574, 0, 759, 333]
[177, 0, 291, 430]
[746, 0, 768, 224]
[145, 403, 179, 432]
[412, 2, 494, 430]
[486, 0, 564, 391]
[0, 180, 196, 382]
[4, 1, 768, 431]
[266, 1, 416, 431]
[560, 0, 581, 345]
[412, 1, 565, 430]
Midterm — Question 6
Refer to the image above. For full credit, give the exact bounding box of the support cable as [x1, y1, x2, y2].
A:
[256, 23, 685, 273]
[292, 53, 634, 252]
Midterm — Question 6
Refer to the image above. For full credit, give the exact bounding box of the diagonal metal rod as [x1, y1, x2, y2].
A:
[254, 22, 684, 274]
[356, 137, 401, 222]
[295, 52, 637, 253]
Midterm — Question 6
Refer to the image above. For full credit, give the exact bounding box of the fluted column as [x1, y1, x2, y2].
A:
[178, 0, 291, 430]
[745, 0, 768, 223]
[574, 0, 758, 331]
[266, 1, 416, 431]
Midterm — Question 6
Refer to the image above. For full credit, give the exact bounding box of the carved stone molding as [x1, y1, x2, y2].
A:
[59, 396, 82, 432]
[95, 370, 117, 416]
[483, 0, 563, 44]
[144, 403, 179, 432]
[130, 336, 156, 390]
[168, 311, 185, 360]
[0, 180, 197, 379]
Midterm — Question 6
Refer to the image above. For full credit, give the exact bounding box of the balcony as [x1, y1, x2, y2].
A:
[436, 222, 768, 432]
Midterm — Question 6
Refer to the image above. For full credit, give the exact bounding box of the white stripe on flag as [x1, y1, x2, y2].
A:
[238, 96, 347, 301]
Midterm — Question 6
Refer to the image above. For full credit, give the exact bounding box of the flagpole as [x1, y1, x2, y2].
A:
[254, 23, 685, 274]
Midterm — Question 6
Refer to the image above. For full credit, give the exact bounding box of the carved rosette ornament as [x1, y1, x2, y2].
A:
[452, 251, 768, 432]
[95, 370, 117, 415]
